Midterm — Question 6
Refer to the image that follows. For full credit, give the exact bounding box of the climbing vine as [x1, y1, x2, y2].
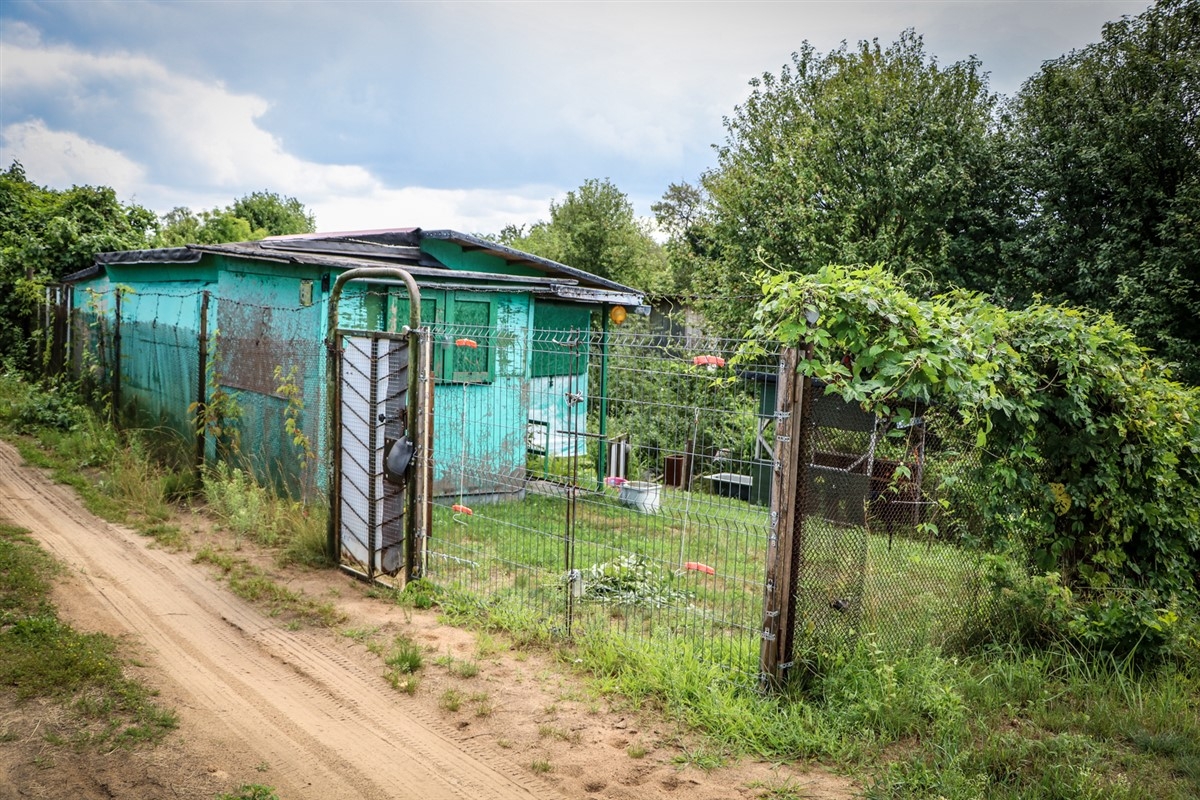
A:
[188, 330, 242, 461]
[741, 264, 1200, 600]
[273, 364, 317, 498]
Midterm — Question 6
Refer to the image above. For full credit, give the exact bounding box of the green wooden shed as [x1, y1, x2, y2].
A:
[62, 228, 645, 502]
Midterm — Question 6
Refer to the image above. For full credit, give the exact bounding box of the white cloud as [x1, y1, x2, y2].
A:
[0, 34, 377, 198]
[0, 29, 559, 233]
[309, 185, 559, 236]
[0, 120, 146, 195]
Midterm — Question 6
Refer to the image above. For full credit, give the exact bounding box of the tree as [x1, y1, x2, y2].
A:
[154, 207, 203, 247]
[154, 191, 316, 247]
[698, 31, 1008, 333]
[0, 162, 154, 369]
[500, 179, 670, 294]
[1008, 0, 1200, 382]
[230, 190, 316, 237]
[651, 181, 723, 302]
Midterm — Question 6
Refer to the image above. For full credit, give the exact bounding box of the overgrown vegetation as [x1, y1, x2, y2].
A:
[744, 263, 1200, 665]
[0, 522, 178, 749]
[391, 576, 1198, 800]
[0, 370, 331, 580]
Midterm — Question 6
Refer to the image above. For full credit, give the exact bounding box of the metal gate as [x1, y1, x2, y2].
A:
[328, 269, 433, 585]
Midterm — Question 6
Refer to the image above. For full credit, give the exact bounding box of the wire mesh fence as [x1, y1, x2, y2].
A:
[423, 315, 1002, 681]
[422, 320, 779, 674]
[50, 286, 327, 496]
[789, 393, 995, 658]
[46, 284, 1006, 683]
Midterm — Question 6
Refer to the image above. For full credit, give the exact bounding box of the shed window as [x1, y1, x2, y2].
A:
[532, 303, 591, 378]
[387, 290, 496, 383]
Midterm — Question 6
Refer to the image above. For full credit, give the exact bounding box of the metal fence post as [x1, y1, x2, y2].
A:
[760, 345, 815, 689]
[195, 291, 210, 474]
[111, 290, 122, 426]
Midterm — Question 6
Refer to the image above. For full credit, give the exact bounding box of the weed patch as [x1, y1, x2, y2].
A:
[0, 523, 177, 749]
[194, 547, 343, 627]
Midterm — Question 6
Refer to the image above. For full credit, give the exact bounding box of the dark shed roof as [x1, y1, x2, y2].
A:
[70, 228, 645, 306]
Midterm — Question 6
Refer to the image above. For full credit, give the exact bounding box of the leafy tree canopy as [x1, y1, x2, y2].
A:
[743, 263, 1200, 600]
[496, 178, 670, 294]
[155, 190, 316, 247]
[695, 31, 1006, 335]
[0, 161, 155, 368]
[1007, 0, 1200, 382]
[230, 190, 316, 238]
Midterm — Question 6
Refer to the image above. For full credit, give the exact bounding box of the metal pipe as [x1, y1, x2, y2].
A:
[596, 305, 610, 490]
[326, 267, 423, 569]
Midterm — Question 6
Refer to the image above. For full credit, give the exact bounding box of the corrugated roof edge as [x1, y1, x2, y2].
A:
[63, 246, 202, 282]
[421, 229, 644, 298]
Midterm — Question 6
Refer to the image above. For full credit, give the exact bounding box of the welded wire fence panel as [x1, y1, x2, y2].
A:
[424, 316, 573, 627]
[422, 317, 777, 673]
[573, 328, 775, 674]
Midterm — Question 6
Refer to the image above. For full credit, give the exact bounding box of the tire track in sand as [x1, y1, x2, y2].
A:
[0, 440, 563, 800]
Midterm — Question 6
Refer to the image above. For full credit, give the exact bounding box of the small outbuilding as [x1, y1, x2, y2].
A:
[60, 228, 645, 501]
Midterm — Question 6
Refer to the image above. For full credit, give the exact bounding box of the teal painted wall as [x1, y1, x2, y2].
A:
[65, 250, 602, 504]
[429, 292, 530, 500]
[212, 258, 330, 496]
[421, 238, 542, 277]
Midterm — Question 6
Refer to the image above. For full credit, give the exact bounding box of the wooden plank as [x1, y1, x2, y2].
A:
[760, 347, 803, 688]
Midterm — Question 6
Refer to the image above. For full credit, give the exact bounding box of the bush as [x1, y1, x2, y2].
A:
[745, 264, 1200, 601]
[975, 555, 1200, 667]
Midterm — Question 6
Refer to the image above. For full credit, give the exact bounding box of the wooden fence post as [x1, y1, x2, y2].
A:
[760, 345, 816, 690]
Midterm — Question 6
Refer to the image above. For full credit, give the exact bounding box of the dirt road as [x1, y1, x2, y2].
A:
[0, 439, 562, 800]
[0, 439, 857, 800]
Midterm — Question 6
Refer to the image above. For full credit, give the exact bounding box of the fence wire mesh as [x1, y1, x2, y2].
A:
[47, 285, 1006, 681]
[791, 392, 994, 656]
[423, 320, 778, 674]
[54, 287, 327, 496]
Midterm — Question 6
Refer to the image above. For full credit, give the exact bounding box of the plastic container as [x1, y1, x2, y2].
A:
[618, 481, 661, 514]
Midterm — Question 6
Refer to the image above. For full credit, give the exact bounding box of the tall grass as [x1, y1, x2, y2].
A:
[566, 622, 1200, 800]
[201, 462, 329, 567]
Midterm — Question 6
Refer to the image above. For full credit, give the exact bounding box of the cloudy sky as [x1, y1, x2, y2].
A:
[1, 0, 1151, 235]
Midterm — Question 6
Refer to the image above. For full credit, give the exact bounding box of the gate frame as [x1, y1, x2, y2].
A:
[326, 267, 432, 584]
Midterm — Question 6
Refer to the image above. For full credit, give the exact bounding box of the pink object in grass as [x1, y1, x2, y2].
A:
[684, 562, 715, 575]
[692, 355, 725, 368]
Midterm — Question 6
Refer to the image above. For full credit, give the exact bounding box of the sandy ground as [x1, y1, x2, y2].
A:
[0, 439, 858, 800]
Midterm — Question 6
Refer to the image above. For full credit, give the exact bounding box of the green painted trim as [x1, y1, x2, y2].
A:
[420, 238, 541, 277]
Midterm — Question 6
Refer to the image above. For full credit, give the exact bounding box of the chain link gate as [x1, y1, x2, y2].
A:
[328, 269, 433, 586]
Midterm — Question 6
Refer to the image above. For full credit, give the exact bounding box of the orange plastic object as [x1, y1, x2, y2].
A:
[451, 504, 474, 516]
[684, 561, 715, 575]
[692, 355, 726, 368]
[455, 338, 478, 348]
